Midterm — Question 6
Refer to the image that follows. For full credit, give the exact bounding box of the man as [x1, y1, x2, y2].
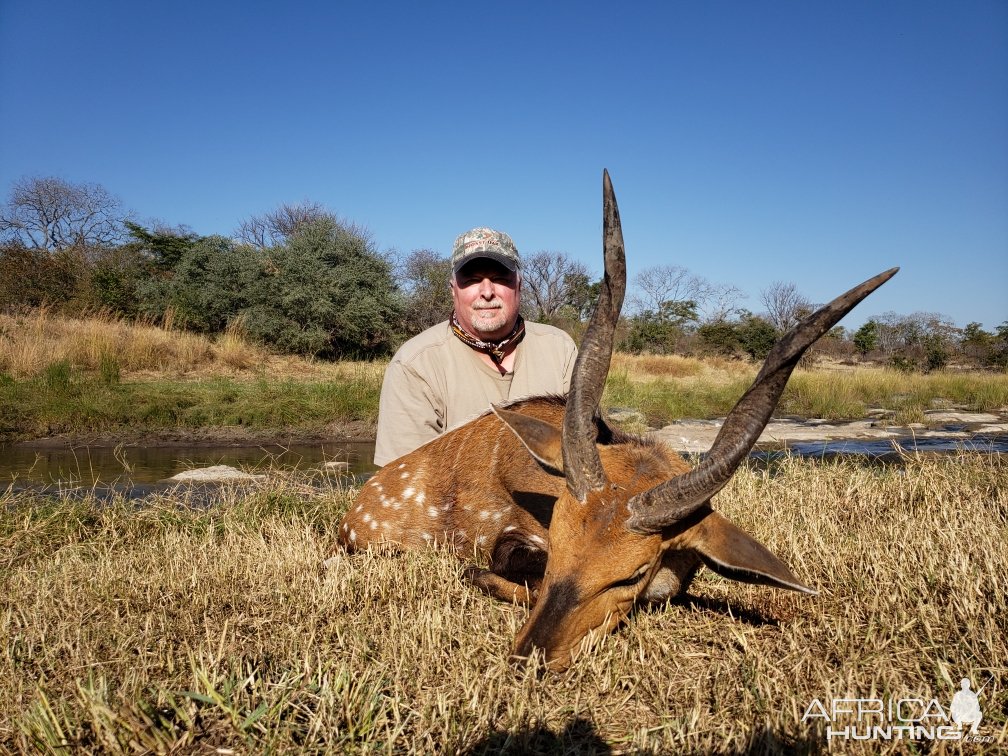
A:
[373, 227, 578, 466]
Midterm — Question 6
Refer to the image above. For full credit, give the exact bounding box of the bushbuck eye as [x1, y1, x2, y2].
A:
[610, 565, 650, 590]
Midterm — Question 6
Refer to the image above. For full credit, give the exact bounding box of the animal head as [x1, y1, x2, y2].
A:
[496, 170, 897, 669]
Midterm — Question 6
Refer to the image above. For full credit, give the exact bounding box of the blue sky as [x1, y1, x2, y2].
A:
[1, 1, 1005, 329]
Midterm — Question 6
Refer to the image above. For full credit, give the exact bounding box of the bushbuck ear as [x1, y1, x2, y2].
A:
[492, 405, 564, 476]
[684, 511, 817, 595]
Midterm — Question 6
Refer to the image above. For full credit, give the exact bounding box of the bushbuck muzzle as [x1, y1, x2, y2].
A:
[338, 170, 897, 670]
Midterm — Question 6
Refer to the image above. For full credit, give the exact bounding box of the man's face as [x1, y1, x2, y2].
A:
[451, 258, 521, 340]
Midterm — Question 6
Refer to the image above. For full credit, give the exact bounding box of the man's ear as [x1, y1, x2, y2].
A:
[492, 405, 564, 476]
[679, 511, 817, 594]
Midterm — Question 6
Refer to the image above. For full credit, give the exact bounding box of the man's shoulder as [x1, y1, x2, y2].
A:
[390, 321, 454, 365]
[524, 321, 576, 349]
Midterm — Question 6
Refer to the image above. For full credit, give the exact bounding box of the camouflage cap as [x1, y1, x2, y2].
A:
[451, 227, 521, 274]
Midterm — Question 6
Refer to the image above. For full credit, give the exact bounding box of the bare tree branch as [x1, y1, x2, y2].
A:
[397, 248, 453, 334]
[522, 250, 590, 320]
[630, 265, 711, 315]
[236, 201, 332, 249]
[760, 280, 813, 332]
[0, 176, 127, 251]
[697, 282, 747, 323]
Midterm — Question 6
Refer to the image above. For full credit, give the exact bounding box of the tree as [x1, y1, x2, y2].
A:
[561, 271, 601, 322]
[631, 264, 709, 316]
[735, 314, 779, 360]
[522, 251, 591, 320]
[696, 320, 740, 356]
[0, 243, 81, 310]
[962, 322, 991, 347]
[0, 176, 127, 251]
[148, 235, 258, 332]
[125, 220, 199, 271]
[988, 322, 1008, 370]
[697, 282, 746, 323]
[236, 200, 333, 249]
[853, 320, 879, 355]
[760, 280, 812, 332]
[242, 218, 401, 356]
[621, 300, 699, 354]
[398, 248, 453, 335]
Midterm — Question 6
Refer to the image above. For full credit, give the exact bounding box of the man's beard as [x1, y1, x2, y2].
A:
[470, 302, 508, 334]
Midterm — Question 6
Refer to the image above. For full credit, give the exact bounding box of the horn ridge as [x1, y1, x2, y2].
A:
[563, 170, 627, 502]
[626, 266, 898, 533]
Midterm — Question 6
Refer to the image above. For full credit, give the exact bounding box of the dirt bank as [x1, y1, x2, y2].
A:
[12, 420, 377, 449]
[11, 410, 1007, 454]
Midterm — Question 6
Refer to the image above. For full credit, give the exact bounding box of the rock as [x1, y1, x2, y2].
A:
[169, 465, 266, 482]
[324, 461, 350, 472]
[607, 407, 647, 425]
[924, 411, 1001, 425]
[977, 424, 1008, 434]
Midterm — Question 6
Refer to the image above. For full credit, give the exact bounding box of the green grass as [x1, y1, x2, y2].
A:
[2, 355, 1006, 443]
[1, 456, 1005, 752]
[0, 365, 382, 441]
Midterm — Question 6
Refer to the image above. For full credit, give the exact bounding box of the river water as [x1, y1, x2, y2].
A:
[2, 433, 1005, 493]
[0, 441, 379, 488]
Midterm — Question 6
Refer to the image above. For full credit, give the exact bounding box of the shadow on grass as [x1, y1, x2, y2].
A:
[463, 716, 612, 755]
[462, 719, 825, 755]
[730, 725, 826, 755]
[636, 594, 781, 629]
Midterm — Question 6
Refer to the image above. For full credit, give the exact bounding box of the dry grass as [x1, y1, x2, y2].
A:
[606, 354, 1008, 423]
[2, 455, 1005, 753]
[0, 310, 385, 382]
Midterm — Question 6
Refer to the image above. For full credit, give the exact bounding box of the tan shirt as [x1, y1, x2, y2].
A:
[373, 320, 577, 466]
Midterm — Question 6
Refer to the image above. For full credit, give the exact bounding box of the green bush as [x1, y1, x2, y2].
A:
[853, 320, 878, 355]
[242, 219, 400, 357]
[620, 301, 697, 354]
[696, 320, 740, 356]
[158, 236, 258, 333]
[922, 334, 949, 372]
[735, 315, 778, 360]
[0, 244, 81, 311]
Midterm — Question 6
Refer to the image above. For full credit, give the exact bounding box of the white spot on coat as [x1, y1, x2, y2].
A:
[427, 506, 439, 518]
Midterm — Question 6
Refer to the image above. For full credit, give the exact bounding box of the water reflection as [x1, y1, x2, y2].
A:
[2, 434, 1004, 495]
[0, 441, 379, 487]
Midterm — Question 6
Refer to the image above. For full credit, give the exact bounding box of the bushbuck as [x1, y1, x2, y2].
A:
[338, 171, 896, 669]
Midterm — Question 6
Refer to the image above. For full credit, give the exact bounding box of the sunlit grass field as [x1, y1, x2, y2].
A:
[1, 455, 1005, 752]
[0, 311, 1006, 442]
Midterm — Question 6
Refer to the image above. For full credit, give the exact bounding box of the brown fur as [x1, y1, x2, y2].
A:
[338, 396, 669, 562]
